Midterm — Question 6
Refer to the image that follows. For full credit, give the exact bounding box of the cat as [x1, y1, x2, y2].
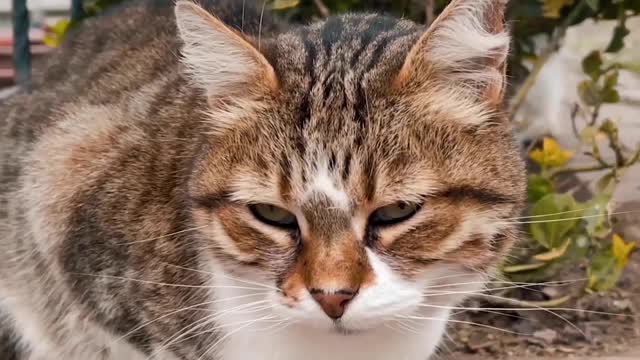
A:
[0, 0, 526, 359]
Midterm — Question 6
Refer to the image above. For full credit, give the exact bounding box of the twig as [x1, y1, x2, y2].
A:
[587, 141, 611, 168]
[509, 0, 589, 121]
[552, 144, 638, 180]
[626, 145, 640, 166]
[550, 164, 613, 180]
[608, 131, 626, 167]
[589, 103, 601, 126]
[425, 0, 435, 26]
[313, 0, 330, 18]
[570, 103, 580, 138]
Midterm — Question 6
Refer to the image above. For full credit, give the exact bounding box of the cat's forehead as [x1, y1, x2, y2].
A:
[257, 15, 425, 154]
[269, 14, 422, 93]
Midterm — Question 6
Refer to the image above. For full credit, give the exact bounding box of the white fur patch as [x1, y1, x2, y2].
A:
[205, 248, 487, 360]
[304, 159, 350, 209]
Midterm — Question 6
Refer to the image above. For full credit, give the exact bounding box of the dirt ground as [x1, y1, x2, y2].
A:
[439, 249, 640, 360]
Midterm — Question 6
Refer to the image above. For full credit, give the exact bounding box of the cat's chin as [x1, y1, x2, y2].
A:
[330, 322, 365, 335]
[289, 314, 396, 335]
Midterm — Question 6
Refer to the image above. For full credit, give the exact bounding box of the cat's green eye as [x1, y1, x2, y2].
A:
[249, 204, 298, 229]
[370, 202, 420, 227]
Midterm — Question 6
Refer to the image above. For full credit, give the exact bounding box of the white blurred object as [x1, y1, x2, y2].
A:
[514, 17, 640, 204]
[0, 86, 18, 99]
[514, 17, 640, 149]
[0, 0, 69, 12]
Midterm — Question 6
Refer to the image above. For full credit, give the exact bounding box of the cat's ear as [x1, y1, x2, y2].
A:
[174, 1, 277, 100]
[396, 0, 509, 107]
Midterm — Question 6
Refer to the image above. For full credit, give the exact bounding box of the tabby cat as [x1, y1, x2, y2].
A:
[0, 0, 525, 359]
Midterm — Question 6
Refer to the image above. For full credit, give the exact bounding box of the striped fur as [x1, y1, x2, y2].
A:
[0, 1, 525, 359]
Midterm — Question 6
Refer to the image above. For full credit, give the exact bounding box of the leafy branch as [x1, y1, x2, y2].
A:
[507, 0, 639, 295]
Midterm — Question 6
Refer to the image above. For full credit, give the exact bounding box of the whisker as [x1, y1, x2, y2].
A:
[247, 317, 290, 333]
[197, 315, 276, 360]
[269, 319, 297, 334]
[497, 210, 640, 225]
[418, 303, 634, 318]
[148, 300, 271, 359]
[476, 293, 585, 336]
[423, 279, 581, 290]
[161, 262, 280, 291]
[258, 0, 266, 51]
[71, 273, 268, 291]
[396, 315, 529, 336]
[422, 282, 565, 296]
[425, 278, 587, 292]
[175, 308, 277, 346]
[115, 292, 270, 344]
[391, 319, 423, 335]
[385, 321, 412, 335]
[500, 205, 605, 221]
[421, 272, 486, 283]
[241, 0, 245, 34]
[118, 225, 209, 245]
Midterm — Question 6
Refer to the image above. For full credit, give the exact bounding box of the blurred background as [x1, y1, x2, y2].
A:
[2, 1, 639, 359]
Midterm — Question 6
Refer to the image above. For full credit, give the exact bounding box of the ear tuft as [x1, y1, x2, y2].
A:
[174, 1, 277, 99]
[397, 0, 510, 107]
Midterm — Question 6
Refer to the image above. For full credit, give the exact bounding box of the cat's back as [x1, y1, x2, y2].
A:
[0, 0, 280, 193]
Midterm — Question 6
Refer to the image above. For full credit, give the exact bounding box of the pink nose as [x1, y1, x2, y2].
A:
[310, 289, 357, 319]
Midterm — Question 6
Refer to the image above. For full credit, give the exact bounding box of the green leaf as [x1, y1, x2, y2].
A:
[271, 0, 300, 10]
[600, 119, 618, 135]
[528, 137, 574, 168]
[533, 238, 572, 262]
[604, 70, 619, 89]
[587, 246, 621, 292]
[506, 235, 589, 283]
[578, 80, 600, 106]
[596, 172, 616, 194]
[606, 24, 630, 53]
[527, 175, 554, 203]
[583, 194, 612, 238]
[582, 51, 603, 81]
[600, 70, 621, 104]
[503, 262, 547, 273]
[587, 234, 635, 293]
[586, 0, 600, 11]
[529, 193, 580, 249]
[601, 88, 621, 103]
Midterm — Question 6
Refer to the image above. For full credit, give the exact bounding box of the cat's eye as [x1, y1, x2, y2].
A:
[369, 202, 420, 227]
[249, 204, 298, 229]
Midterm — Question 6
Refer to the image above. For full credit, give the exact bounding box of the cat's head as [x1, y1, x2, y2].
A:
[176, 0, 525, 333]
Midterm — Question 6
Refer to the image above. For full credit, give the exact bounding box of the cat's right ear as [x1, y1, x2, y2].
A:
[175, 1, 277, 100]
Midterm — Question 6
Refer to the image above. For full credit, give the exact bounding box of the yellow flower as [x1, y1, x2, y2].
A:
[612, 234, 635, 269]
[541, 0, 575, 19]
[528, 137, 574, 168]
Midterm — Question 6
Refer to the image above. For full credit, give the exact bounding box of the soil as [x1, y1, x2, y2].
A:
[439, 252, 640, 359]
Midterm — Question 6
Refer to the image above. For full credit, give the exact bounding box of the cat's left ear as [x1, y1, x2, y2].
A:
[396, 0, 509, 107]
[175, 1, 277, 100]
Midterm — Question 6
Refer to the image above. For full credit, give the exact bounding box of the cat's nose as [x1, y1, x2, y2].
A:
[310, 289, 357, 319]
